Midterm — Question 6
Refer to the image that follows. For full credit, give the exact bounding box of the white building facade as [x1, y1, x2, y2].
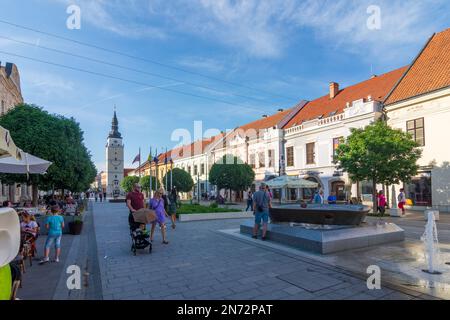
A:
[284, 99, 384, 202]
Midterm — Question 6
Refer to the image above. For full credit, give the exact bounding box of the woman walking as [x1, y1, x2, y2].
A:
[378, 190, 386, 218]
[149, 190, 169, 244]
[168, 187, 178, 229]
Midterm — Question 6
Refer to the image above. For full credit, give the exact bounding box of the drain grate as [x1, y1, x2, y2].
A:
[277, 270, 343, 293]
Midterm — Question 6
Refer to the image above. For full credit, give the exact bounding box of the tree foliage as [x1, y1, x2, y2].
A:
[139, 175, 159, 192]
[162, 168, 194, 193]
[120, 176, 140, 193]
[0, 104, 97, 192]
[209, 155, 255, 195]
[334, 120, 422, 210]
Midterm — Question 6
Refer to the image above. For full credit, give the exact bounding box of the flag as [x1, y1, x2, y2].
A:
[148, 147, 152, 162]
[164, 147, 168, 165]
[132, 153, 140, 164]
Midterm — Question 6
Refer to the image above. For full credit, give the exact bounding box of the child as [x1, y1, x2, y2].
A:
[20, 212, 39, 238]
[39, 205, 64, 264]
[398, 188, 406, 216]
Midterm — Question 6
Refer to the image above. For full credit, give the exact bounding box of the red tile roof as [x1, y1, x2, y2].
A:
[228, 108, 294, 140]
[385, 28, 450, 105]
[283, 66, 408, 129]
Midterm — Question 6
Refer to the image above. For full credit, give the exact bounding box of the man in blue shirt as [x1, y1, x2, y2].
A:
[327, 192, 337, 204]
[252, 183, 272, 241]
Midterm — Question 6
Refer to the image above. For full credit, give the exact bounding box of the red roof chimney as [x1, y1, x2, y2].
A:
[329, 82, 339, 99]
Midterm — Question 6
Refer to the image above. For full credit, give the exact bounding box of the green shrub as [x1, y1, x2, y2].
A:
[209, 202, 218, 209]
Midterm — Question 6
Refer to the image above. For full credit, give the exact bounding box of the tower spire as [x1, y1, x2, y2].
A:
[108, 107, 122, 139]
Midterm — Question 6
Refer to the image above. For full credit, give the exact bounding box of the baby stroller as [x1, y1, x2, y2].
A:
[128, 213, 152, 255]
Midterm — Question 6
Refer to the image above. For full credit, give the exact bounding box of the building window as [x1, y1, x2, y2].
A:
[200, 163, 205, 175]
[405, 172, 432, 206]
[268, 149, 274, 167]
[188, 166, 191, 175]
[286, 146, 294, 167]
[258, 152, 265, 168]
[306, 143, 315, 164]
[407, 118, 425, 146]
[249, 154, 256, 169]
[333, 137, 344, 161]
[194, 165, 198, 175]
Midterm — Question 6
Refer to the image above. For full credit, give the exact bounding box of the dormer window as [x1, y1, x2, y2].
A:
[329, 110, 337, 117]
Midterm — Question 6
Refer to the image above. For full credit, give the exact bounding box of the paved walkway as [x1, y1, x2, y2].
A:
[16, 202, 102, 300]
[17, 202, 448, 300]
[16, 234, 75, 300]
[92, 202, 435, 300]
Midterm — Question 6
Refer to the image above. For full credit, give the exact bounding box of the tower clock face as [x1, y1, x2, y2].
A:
[110, 160, 122, 166]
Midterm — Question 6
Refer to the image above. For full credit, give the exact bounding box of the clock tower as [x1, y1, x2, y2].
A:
[105, 110, 124, 198]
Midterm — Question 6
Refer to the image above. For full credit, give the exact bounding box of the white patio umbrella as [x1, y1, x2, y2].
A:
[266, 175, 318, 189]
[0, 152, 52, 174]
[0, 126, 21, 161]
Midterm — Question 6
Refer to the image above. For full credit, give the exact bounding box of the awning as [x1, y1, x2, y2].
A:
[265, 175, 319, 189]
[0, 126, 21, 161]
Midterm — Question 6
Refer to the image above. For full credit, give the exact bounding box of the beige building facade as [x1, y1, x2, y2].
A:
[0, 61, 25, 203]
[0, 62, 23, 115]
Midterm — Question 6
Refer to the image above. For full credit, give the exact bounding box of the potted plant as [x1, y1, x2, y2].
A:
[69, 218, 83, 235]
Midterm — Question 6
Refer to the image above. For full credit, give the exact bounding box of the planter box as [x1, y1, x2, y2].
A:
[178, 211, 253, 222]
[69, 221, 83, 235]
[109, 199, 126, 203]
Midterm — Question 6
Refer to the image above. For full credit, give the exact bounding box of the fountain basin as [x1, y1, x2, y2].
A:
[269, 204, 370, 226]
[240, 220, 405, 254]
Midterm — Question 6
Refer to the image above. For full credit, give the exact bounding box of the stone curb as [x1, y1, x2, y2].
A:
[178, 211, 253, 222]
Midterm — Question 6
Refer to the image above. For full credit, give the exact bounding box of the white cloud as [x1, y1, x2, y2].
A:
[54, 0, 167, 39]
[51, 0, 449, 62]
[289, 0, 448, 62]
[177, 56, 225, 73]
[23, 71, 75, 97]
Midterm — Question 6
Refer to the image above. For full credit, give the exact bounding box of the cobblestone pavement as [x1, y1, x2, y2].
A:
[93, 202, 435, 300]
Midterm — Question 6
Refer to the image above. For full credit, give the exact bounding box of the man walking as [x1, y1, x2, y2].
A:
[252, 183, 271, 241]
[126, 183, 144, 225]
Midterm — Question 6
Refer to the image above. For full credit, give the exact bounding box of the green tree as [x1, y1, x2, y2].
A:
[121, 176, 140, 193]
[0, 104, 97, 204]
[162, 168, 194, 193]
[140, 175, 159, 194]
[209, 155, 255, 201]
[334, 120, 422, 211]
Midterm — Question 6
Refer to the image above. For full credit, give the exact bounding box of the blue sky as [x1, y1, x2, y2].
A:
[0, 0, 449, 172]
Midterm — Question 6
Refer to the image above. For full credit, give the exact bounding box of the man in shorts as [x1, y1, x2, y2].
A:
[252, 183, 272, 241]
